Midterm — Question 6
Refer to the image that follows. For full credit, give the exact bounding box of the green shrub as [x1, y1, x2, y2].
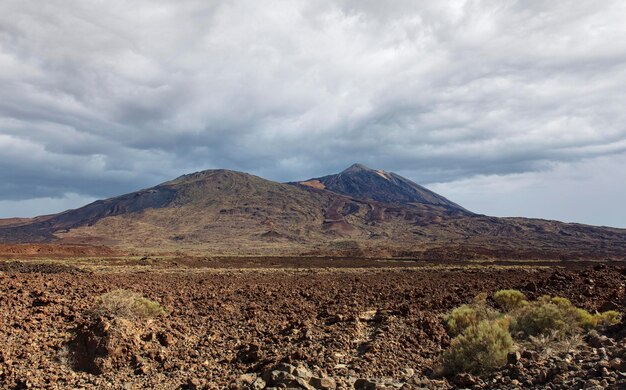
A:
[575, 308, 598, 330]
[442, 291, 623, 378]
[512, 302, 567, 337]
[91, 289, 166, 319]
[445, 302, 500, 336]
[595, 310, 622, 327]
[446, 305, 480, 336]
[494, 290, 527, 312]
[443, 320, 515, 375]
[510, 295, 603, 337]
[443, 291, 623, 378]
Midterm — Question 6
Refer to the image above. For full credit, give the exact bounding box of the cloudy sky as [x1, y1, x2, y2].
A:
[1, 0, 625, 227]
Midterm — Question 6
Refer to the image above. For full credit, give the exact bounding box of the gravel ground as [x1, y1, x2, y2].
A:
[0, 259, 624, 389]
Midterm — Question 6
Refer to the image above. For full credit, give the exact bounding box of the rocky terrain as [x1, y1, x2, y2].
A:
[1, 257, 625, 389]
[1, 164, 625, 389]
[0, 164, 625, 259]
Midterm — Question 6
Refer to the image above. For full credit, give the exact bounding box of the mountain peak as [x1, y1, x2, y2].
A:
[301, 165, 469, 212]
[342, 163, 371, 173]
[166, 169, 252, 185]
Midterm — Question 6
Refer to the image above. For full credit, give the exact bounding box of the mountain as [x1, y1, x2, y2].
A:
[297, 163, 468, 212]
[1, 165, 625, 260]
[0, 169, 329, 245]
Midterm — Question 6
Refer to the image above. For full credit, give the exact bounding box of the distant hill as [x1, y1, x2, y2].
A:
[0, 164, 625, 259]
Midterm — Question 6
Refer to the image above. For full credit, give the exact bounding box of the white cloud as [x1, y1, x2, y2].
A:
[0, 0, 625, 225]
[428, 154, 626, 228]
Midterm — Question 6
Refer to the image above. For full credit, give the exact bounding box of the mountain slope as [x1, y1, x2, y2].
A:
[0, 170, 330, 244]
[0, 165, 625, 259]
[297, 163, 468, 213]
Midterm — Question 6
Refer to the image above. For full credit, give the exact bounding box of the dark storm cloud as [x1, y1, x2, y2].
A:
[1, 0, 626, 224]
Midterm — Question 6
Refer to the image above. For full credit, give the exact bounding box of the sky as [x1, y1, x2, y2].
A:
[0, 0, 625, 227]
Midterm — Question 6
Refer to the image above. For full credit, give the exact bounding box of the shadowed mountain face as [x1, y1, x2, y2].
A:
[298, 163, 469, 212]
[1, 165, 625, 259]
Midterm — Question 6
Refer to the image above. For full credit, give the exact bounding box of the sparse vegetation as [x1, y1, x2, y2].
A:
[596, 310, 622, 327]
[511, 299, 570, 337]
[443, 319, 515, 375]
[511, 295, 621, 337]
[445, 305, 481, 336]
[527, 331, 584, 360]
[91, 289, 166, 319]
[442, 290, 622, 376]
[494, 289, 527, 311]
[445, 294, 501, 336]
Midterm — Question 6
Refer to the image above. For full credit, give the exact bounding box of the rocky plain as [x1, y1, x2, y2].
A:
[1, 165, 625, 389]
[1, 252, 625, 389]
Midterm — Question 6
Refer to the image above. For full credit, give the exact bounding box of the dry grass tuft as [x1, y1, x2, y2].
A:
[91, 289, 166, 319]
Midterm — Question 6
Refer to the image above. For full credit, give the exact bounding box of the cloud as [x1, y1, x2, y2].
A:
[0, 193, 96, 218]
[428, 154, 626, 228]
[0, 0, 625, 224]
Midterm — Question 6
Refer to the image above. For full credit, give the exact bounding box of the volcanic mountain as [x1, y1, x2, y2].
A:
[1, 165, 625, 259]
[297, 163, 468, 211]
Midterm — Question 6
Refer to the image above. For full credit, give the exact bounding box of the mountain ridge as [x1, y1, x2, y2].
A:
[0, 164, 625, 259]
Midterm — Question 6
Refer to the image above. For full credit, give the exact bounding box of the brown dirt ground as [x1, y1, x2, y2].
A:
[0, 257, 625, 389]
